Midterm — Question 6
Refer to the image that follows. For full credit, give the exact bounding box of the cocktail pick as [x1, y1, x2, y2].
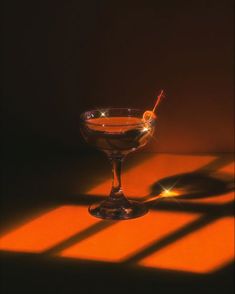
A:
[143, 89, 165, 121]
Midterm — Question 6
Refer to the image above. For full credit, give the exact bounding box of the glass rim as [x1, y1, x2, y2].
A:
[80, 108, 151, 127]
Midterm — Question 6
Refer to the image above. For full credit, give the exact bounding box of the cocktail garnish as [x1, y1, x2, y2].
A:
[143, 89, 165, 121]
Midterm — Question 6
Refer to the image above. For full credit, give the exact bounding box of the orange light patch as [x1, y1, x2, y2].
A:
[87, 154, 216, 198]
[139, 217, 235, 273]
[0, 206, 99, 253]
[59, 210, 200, 262]
[217, 161, 234, 174]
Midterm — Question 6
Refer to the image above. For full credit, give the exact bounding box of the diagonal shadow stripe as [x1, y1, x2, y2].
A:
[43, 220, 117, 256]
[122, 214, 220, 264]
[146, 199, 235, 215]
[195, 153, 234, 173]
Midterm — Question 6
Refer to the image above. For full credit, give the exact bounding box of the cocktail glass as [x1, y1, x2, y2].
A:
[80, 108, 156, 220]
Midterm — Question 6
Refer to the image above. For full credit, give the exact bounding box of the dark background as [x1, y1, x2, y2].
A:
[2, 1, 234, 294]
[3, 0, 234, 156]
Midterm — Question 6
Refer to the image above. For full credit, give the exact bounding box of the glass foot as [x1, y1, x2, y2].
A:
[88, 199, 148, 220]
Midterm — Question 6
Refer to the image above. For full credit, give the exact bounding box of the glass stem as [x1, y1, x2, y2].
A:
[109, 156, 126, 200]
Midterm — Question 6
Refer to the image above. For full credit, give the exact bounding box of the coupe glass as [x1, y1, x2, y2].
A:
[80, 108, 157, 220]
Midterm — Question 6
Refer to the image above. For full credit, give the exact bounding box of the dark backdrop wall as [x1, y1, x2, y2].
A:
[3, 0, 234, 155]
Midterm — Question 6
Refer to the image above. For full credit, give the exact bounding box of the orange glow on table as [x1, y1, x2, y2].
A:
[87, 154, 216, 198]
[0, 153, 233, 276]
[87, 153, 234, 205]
[59, 211, 200, 262]
[217, 161, 234, 174]
[0, 206, 99, 253]
[139, 217, 235, 273]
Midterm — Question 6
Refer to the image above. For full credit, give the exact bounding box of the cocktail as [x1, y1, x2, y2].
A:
[80, 92, 164, 220]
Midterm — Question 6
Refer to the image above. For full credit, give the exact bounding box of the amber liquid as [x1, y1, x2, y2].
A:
[82, 117, 155, 155]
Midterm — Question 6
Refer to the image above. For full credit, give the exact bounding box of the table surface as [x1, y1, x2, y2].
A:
[1, 152, 234, 294]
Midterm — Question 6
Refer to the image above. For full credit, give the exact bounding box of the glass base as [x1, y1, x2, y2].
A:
[88, 199, 148, 220]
